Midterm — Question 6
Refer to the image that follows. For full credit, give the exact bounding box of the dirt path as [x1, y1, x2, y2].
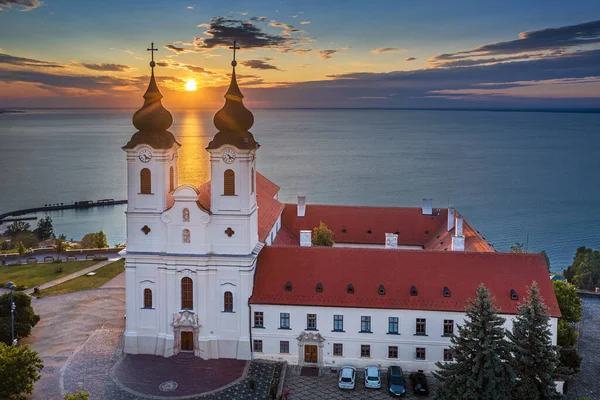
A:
[23, 272, 126, 400]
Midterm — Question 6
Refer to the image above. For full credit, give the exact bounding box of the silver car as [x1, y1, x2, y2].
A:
[364, 366, 381, 389]
[338, 366, 357, 390]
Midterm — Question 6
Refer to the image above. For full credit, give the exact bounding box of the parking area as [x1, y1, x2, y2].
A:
[284, 368, 436, 400]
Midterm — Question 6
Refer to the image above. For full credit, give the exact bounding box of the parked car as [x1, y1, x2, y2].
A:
[364, 366, 381, 389]
[409, 371, 430, 395]
[338, 366, 357, 390]
[387, 366, 406, 396]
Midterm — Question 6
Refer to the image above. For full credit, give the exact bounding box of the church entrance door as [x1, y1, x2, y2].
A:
[181, 331, 194, 351]
[304, 345, 318, 363]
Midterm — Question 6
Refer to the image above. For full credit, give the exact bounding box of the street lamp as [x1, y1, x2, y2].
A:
[4, 281, 17, 346]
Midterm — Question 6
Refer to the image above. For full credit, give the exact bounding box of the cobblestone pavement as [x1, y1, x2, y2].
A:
[284, 367, 435, 400]
[565, 297, 600, 400]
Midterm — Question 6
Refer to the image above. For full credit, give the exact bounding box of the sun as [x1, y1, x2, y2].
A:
[185, 78, 197, 91]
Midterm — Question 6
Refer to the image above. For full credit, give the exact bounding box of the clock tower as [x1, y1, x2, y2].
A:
[123, 45, 180, 254]
[206, 42, 259, 255]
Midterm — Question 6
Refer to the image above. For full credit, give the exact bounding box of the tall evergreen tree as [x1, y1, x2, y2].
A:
[434, 284, 515, 400]
[507, 281, 562, 400]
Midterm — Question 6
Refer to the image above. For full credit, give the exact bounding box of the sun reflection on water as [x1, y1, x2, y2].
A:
[172, 110, 214, 188]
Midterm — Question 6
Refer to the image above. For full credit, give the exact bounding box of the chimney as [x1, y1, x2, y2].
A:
[297, 195, 306, 217]
[447, 208, 455, 231]
[452, 216, 464, 251]
[300, 230, 312, 247]
[385, 233, 398, 249]
[422, 199, 432, 215]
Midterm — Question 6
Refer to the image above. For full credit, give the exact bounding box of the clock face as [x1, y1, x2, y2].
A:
[139, 149, 152, 163]
[222, 149, 236, 164]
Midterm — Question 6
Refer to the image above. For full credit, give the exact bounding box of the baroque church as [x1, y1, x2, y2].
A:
[122, 46, 560, 372]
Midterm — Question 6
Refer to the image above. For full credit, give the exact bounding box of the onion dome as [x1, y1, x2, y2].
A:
[207, 57, 259, 150]
[124, 52, 179, 150]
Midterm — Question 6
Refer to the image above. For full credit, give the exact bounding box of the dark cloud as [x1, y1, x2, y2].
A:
[196, 17, 288, 49]
[80, 63, 130, 72]
[240, 59, 281, 70]
[319, 50, 337, 60]
[0, 69, 137, 90]
[371, 47, 404, 55]
[432, 19, 600, 65]
[0, 0, 41, 10]
[405, 57, 417, 62]
[250, 16, 267, 22]
[164, 44, 196, 54]
[0, 53, 64, 68]
[156, 60, 212, 74]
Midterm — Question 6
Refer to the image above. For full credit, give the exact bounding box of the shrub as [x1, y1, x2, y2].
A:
[312, 222, 334, 247]
[0, 343, 44, 399]
[64, 391, 90, 400]
[557, 320, 578, 347]
[559, 346, 581, 374]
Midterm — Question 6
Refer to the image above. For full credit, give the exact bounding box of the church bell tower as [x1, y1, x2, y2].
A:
[123, 43, 180, 253]
[206, 42, 259, 254]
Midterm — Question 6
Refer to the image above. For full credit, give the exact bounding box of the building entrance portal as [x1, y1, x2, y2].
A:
[181, 331, 194, 351]
[304, 344, 318, 363]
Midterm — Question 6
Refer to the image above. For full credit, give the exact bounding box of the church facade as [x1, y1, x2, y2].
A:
[122, 48, 560, 373]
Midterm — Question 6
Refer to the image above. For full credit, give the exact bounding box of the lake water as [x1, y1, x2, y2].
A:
[1, 108, 599, 272]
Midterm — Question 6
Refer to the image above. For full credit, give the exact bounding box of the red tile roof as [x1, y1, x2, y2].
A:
[250, 247, 560, 317]
[277, 204, 494, 251]
[196, 172, 284, 242]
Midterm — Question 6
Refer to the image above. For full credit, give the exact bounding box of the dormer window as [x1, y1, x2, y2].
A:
[410, 285, 418, 296]
[316, 282, 323, 292]
[347, 284, 354, 294]
[378, 284, 386, 295]
[394, 229, 399, 235]
[285, 281, 292, 292]
[443, 287, 451, 298]
[424, 230, 430, 235]
[510, 289, 518, 300]
[367, 229, 372, 234]
[341, 228, 347, 233]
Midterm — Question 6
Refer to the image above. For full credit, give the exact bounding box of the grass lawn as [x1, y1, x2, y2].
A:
[0, 260, 98, 289]
[40, 259, 125, 297]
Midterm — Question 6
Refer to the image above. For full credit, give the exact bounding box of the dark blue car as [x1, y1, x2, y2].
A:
[387, 366, 406, 396]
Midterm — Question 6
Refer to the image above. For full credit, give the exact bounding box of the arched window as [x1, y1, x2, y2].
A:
[140, 168, 151, 194]
[251, 167, 255, 194]
[224, 291, 233, 312]
[169, 166, 175, 192]
[224, 169, 235, 195]
[182, 229, 190, 243]
[182, 208, 190, 222]
[143, 288, 152, 308]
[181, 277, 193, 310]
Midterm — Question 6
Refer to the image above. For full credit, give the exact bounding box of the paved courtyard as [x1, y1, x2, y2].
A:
[284, 367, 435, 400]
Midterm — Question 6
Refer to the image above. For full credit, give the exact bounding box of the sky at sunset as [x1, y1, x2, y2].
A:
[1, 0, 600, 108]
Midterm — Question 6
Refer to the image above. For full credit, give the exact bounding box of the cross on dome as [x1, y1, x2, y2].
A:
[147, 42, 158, 68]
[229, 41, 240, 67]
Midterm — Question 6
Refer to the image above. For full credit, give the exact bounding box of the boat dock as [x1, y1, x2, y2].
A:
[0, 199, 127, 222]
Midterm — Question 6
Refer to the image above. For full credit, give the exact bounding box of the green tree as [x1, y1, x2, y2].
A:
[0, 343, 44, 399]
[0, 292, 41, 345]
[558, 346, 581, 374]
[552, 280, 581, 323]
[511, 242, 525, 253]
[311, 222, 334, 247]
[12, 231, 39, 249]
[64, 391, 90, 400]
[34, 216, 54, 241]
[557, 320, 578, 347]
[17, 241, 27, 263]
[54, 238, 69, 261]
[3, 221, 31, 239]
[507, 282, 562, 400]
[433, 285, 515, 400]
[563, 247, 600, 290]
[80, 230, 108, 249]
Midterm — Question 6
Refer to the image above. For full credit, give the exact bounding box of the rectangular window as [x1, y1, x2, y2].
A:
[415, 347, 426, 360]
[443, 319, 454, 336]
[388, 346, 398, 359]
[280, 341, 290, 354]
[280, 313, 290, 329]
[333, 343, 343, 356]
[333, 315, 344, 331]
[307, 314, 317, 330]
[361, 344, 371, 358]
[253, 340, 263, 352]
[361, 316, 371, 332]
[416, 318, 426, 335]
[443, 348, 453, 361]
[388, 317, 399, 334]
[254, 312, 264, 328]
